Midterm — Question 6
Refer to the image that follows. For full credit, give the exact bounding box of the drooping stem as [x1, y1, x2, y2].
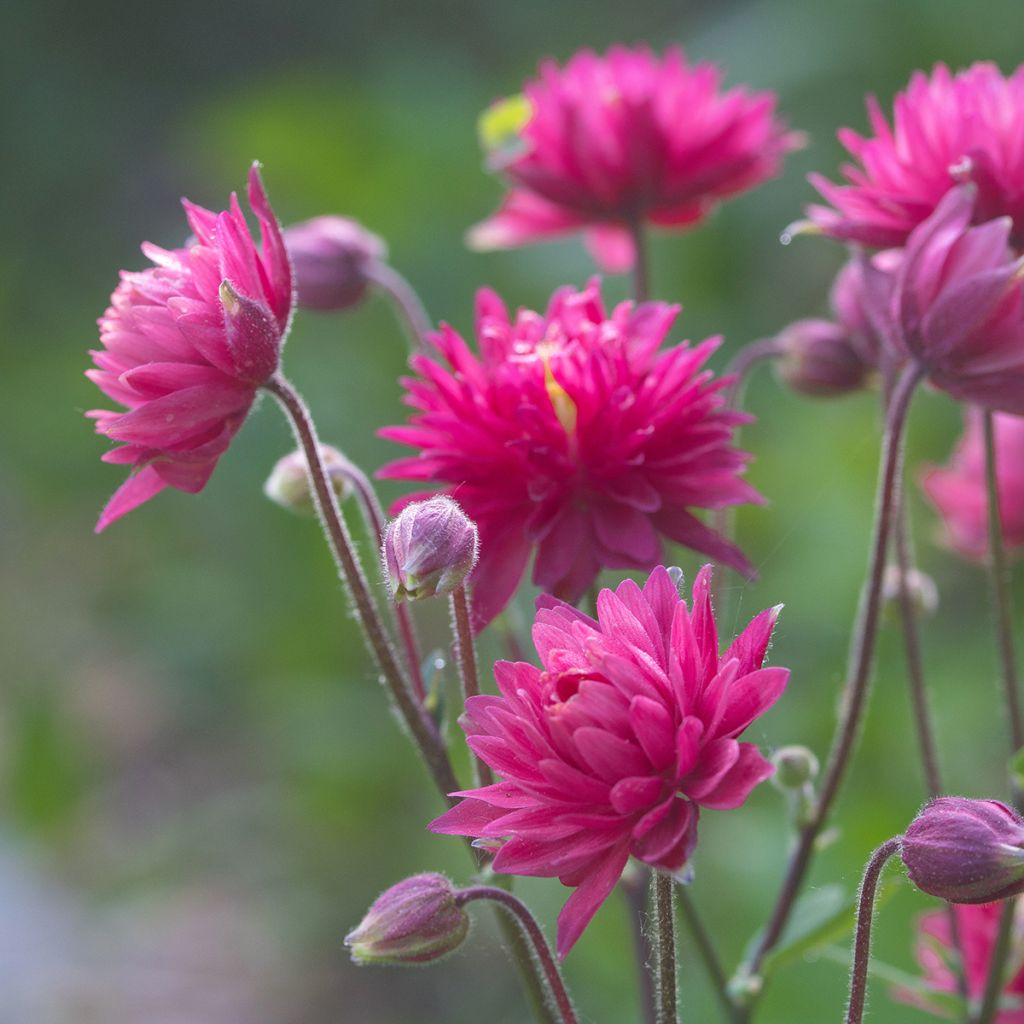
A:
[331, 451, 426, 701]
[743, 362, 923, 982]
[723, 338, 786, 408]
[623, 870, 658, 1024]
[846, 837, 902, 1024]
[975, 899, 1016, 1024]
[364, 260, 432, 351]
[628, 218, 650, 303]
[677, 887, 741, 1023]
[450, 584, 493, 788]
[456, 886, 579, 1024]
[983, 410, 1024, 758]
[265, 374, 458, 801]
[651, 871, 679, 1024]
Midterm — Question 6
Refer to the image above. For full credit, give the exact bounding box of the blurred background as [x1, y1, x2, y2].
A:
[5, 0, 1024, 1020]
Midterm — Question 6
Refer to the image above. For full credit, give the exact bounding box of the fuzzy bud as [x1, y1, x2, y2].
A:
[882, 565, 939, 616]
[770, 746, 820, 790]
[900, 797, 1024, 903]
[382, 497, 479, 601]
[263, 446, 353, 516]
[283, 216, 387, 311]
[345, 873, 470, 965]
[775, 319, 871, 397]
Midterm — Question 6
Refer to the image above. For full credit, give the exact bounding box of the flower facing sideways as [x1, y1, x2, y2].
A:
[379, 280, 761, 630]
[470, 45, 800, 271]
[430, 565, 789, 957]
[88, 164, 293, 531]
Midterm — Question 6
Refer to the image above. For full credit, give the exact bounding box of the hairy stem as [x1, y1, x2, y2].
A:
[365, 261, 432, 351]
[457, 887, 579, 1024]
[652, 872, 679, 1024]
[846, 838, 902, 1024]
[450, 585, 493, 788]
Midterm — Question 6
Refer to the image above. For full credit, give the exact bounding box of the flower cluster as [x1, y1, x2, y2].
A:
[430, 565, 788, 956]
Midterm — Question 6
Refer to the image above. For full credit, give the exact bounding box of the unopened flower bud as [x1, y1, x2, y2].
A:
[775, 319, 871, 397]
[345, 873, 470, 965]
[283, 216, 387, 311]
[263, 446, 353, 516]
[770, 746, 819, 790]
[900, 797, 1024, 904]
[882, 565, 939, 616]
[383, 497, 479, 601]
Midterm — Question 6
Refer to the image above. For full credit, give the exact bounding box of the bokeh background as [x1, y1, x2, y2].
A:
[6, 0, 1024, 1020]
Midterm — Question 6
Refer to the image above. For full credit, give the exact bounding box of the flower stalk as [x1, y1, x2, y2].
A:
[450, 584, 493, 788]
[364, 260, 432, 351]
[651, 871, 679, 1024]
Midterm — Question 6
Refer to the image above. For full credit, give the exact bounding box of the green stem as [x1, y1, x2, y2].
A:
[652, 872, 679, 1024]
[450, 584, 493, 788]
[974, 900, 1017, 1024]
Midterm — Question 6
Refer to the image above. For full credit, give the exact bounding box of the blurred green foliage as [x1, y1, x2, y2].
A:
[5, 0, 1024, 1019]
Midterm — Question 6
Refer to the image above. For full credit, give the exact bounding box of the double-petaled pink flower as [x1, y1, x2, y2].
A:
[88, 165, 293, 531]
[379, 280, 761, 629]
[922, 409, 1024, 559]
[430, 565, 789, 957]
[898, 903, 1024, 1022]
[470, 45, 800, 272]
[810, 63, 1024, 249]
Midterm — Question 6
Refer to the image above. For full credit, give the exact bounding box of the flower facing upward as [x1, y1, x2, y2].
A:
[430, 565, 789, 957]
[922, 409, 1024, 560]
[810, 63, 1024, 248]
[470, 45, 800, 271]
[88, 165, 293, 531]
[378, 280, 761, 629]
[898, 903, 1024, 1023]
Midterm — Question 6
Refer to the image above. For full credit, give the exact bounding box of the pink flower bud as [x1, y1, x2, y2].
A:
[345, 873, 469, 965]
[283, 216, 387, 311]
[382, 497, 479, 601]
[775, 319, 871, 397]
[900, 797, 1024, 904]
[263, 446, 353, 516]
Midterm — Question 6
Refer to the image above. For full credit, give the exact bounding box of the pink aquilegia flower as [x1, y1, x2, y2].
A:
[470, 45, 801, 272]
[378, 280, 761, 629]
[897, 903, 1024, 1022]
[88, 165, 293, 531]
[430, 565, 789, 956]
[922, 409, 1024, 559]
[809, 63, 1024, 248]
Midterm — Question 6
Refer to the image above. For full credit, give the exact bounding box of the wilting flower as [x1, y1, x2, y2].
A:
[897, 903, 1024, 1022]
[283, 215, 386, 311]
[809, 63, 1024, 248]
[901, 798, 1024, 904]
[88, 165, 292, 531]
[922, 409, 1024, 559]
[470, 45, 800, 271]
[379, 280, 761, 629]
[430, 565, 789, 956]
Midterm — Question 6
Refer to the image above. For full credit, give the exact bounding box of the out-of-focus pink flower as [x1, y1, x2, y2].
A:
[809, 63, 1024, 248]
[922, 409, 1024, 559]
[88, 165, 292, 531]
[470, 45, 800, 272]
[898, 903, 1024, 1022]
[378, 280, 761, 629]
[430, 565, 788, 956]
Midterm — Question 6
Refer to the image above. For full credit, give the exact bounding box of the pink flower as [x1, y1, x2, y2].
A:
[809, 63, 1024, 248]
[898, 903, 1024, 1022]
[470, 45, 800, 272]
[378, 280, 761, 629]
[922, 409, 1024, 559]
[88, 165, 293, 531]
[430, 565, 789, 956]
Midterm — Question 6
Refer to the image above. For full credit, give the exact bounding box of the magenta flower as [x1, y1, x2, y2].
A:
[88, 165, 293, 531]
[430, 565, 789, 956]
[898, 903, 1024, 1022]
[809, 63, 1024, 248]
[470, 45, 800, 272]
[378, 280, 761, 629]
[922, 409, 1024, 559]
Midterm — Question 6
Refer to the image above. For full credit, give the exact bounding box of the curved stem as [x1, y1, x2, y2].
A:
[678, 887, 741, 1023]
[265, 374, 458, 801]
[846, 838, 902, 1024]
[975, 899, 1017, 1024]
[450, 585, 493, 788]
[628, 218, 650, 302]
[652, 871, 679, 1024]
[744, 362, 923, 981]
[333, 453, 426, 701]
[456, 886, 579, 1024]
[365, 261, 431, 351]
[983, 410, 1024, 758]
[723, 338, 786, 408]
